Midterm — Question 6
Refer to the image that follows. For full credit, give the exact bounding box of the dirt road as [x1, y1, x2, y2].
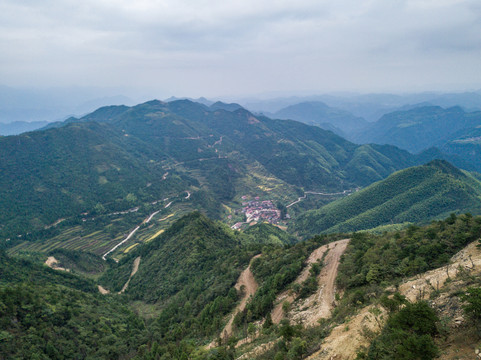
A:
[307, 240, 481, 359]
[291, 238, 350, 326]
[102, 226, 140, 260]
[207, 254, 261, 347]
[98, 285, 110, 295]
[223, 254, 261, 338]
[272, 238, 350, 325]
[119, 256, 141, 294]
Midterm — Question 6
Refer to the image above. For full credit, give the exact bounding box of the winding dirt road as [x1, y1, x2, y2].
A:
[119, 256, 141, 294]
[102, 226, 140, 260]
[272, 238, 350, 325]
[291, 238, 350, 326]
[208, 254, 261, 347]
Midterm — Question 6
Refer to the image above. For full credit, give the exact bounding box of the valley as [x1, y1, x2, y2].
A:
[3, 1, 481, 358]
[2, 98, 481, 360]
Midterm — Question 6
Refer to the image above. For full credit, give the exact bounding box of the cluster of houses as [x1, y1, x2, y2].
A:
[231, 198, 282, 230]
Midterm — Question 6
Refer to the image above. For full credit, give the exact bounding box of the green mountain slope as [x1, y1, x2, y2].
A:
[439, 126, 481, 171]
[0, 250, 150, 359]
[243, 223, 296, 245]
[99, 212, 258, 339]
[295, 160, 481, 237]
[0, 99, 427, 248]
[0, 121, 191, 237]
[0, 250, 95, 292]
[86, 99, 418, 190]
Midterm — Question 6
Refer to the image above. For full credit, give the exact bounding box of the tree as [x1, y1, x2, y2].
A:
[247, 323, 257, 339]
[263, 313, 273, 330]
[460, 287, 481, 332]
[279, 319, 295, 342]
[367, 301, 439, 360]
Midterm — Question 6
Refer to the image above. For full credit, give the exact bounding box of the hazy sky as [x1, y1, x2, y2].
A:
[1, 0, 481, 97]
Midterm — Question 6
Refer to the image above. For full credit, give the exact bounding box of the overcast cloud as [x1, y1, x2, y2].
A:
[1, 0, 480, 97]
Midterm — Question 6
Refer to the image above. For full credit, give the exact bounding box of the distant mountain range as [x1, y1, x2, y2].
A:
[351, 106, 481, 172]
[273, 101, 368, 138]
[242, 90, 481, 121]
[353, 106, 481, 152]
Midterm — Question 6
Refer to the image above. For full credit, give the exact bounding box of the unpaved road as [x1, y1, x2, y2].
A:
[308, 240, 481, 360]
[286, 190, 353, 208]
[119, 256, 141, 294]
[399, 240, 481, 302]
[97, 256, 141, 295]
[272, 239, 350, 325]
[295, 238, 350, 325]
[144, 210, 160, 224]
[222, 254, 261, 338]
[208, 254, 261, 347]
[98, 285, 110, 295]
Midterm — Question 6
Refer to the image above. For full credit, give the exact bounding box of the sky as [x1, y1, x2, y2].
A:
[1, 0, 481, 98]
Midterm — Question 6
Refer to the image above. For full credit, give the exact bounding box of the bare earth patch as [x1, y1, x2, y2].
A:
[207, 254, 261, 348]
[291, 239, 350, 326]
[98, 285, 110, 295]
[308, 240, 481, 360]
[306, 305, 386, 360]
[119, 256, 141, 294]
[272, 239, 350, 325]
[45, 256, 69, 272]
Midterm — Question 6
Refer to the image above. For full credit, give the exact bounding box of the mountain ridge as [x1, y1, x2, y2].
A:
[294, 160, 481, 237]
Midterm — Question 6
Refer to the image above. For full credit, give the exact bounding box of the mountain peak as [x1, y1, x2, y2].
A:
[210, 101, 244, 112]
[426, 159, 466, 178]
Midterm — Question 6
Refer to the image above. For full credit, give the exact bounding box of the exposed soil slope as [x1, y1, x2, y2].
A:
[44, 256, 69, 271]
[119, 256, 141, 294]
[291, 238, 350, 326]
[209, 254, 261, 347]
[308, 240, 481, 360]
[272, 239, 350, 325]
[306, 305, 386, 360]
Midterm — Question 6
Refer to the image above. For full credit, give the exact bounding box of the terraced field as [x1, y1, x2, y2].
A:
[7, 196, 189, 258]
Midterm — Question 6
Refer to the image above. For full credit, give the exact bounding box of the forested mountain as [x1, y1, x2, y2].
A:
[3, 209, 481, 359]
[274, 101, 368, 138]
[294, 160, 481, 237]
[0, 249, 152, 359]
[0, 120, 192, 237]
[438, 126, 481, 171]
[354, 105, 481, 154]
[0, 99, 429, 243]
[100, 212, 257, 339]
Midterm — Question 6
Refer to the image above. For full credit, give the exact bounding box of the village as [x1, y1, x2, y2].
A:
[231, 197, 283, 230]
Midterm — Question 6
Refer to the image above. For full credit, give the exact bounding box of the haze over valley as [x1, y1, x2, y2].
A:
[2, 1, 481, 359]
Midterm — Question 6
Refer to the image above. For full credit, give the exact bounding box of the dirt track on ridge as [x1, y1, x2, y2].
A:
[119, 256, 141, 294]
[272, 238, 350, 325]
[207, 254, 261, 347]
[223, 254, 261, 338]
[291, 238, 350, 326]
